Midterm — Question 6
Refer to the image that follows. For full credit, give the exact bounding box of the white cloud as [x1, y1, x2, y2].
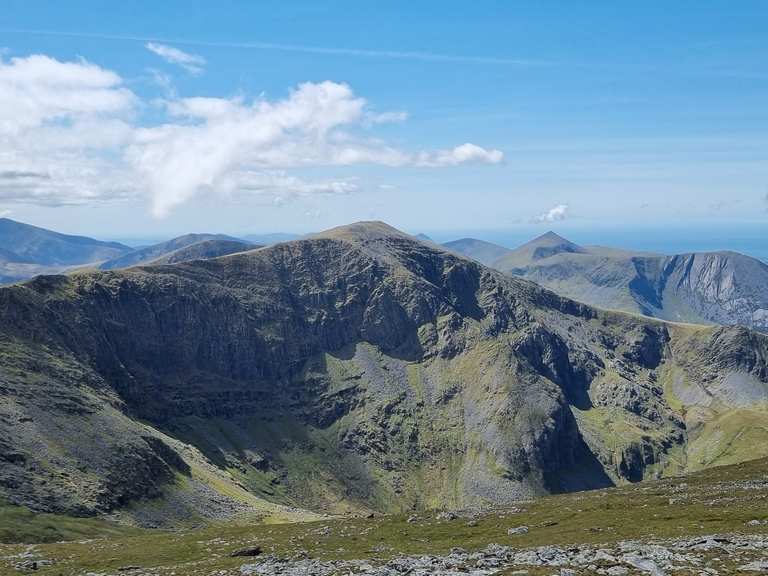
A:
[416, 143, 504, 167]
[0, 53, 504, 216]
[534, 204, 569, 223]
[363, 110, 409, 126]
[0, 208, 11, 217]
[219, 170, 358, 202]
[0, 54, 134, 134]
[0, 54, 137, 206]
[146, 42, 205, 75]
[129, 81, 503, 216]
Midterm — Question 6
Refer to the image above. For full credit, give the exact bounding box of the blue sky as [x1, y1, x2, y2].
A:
[1, 1, 767, 239]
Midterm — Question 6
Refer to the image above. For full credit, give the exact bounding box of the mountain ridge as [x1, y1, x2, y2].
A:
[0, 218, 134, 285]
[99, 233, 250, 270]
[445, 232, 768, 332]
[2, 221, 768, 527]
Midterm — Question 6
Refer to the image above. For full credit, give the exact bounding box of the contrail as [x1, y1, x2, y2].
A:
[0, 28, 547, 66]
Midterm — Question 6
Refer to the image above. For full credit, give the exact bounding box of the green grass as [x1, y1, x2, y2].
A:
[687, 408, 768, 470]
[2, 457, 767, 575]
[0, 502, 140, 545]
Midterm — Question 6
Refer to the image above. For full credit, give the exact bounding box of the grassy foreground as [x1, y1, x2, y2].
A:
[1, 457, 767, 575]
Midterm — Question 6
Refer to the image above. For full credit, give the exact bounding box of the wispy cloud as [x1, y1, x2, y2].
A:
[146, 42, 205, 75]
[0, 170, 50, 180]
[533, 204, 569, 223]
[1, 28, 547, 66]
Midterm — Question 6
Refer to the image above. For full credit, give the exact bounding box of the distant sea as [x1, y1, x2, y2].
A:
[425, 223, 768, 263]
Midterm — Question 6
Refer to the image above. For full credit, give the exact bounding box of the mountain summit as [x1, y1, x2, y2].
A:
[499, 231, 587, 265]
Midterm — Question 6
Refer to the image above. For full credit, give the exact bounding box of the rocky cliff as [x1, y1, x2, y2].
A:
[1, 222, 767, 526]
[483, 233, 768, 332]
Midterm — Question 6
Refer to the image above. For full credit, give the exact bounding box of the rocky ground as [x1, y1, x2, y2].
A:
[7, 533, 768, 575]
[2, 458, 768, 576]
[236, 534, 768, 575]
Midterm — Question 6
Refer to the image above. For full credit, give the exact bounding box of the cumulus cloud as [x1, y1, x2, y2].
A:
[0, 54, 137, 206]
[146, 42, 205, 75]
[0, 53, 504, 216]
[416, 142, 504, 167]
[533, 204, 569, 223]
[0, 54, 134, 133]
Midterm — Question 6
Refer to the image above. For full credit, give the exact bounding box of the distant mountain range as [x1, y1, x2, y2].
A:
[0, 218, 130, 266]
[0, 219, 274, 284]
[0, 218, 132, 284]
[444, 231, 768, 332]
[2, 217, 767, 335]
[99, 233, 255, 270]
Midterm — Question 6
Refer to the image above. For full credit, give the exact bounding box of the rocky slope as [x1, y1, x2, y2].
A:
[1, 222, 767, 526]
[450, 232, 768, 332]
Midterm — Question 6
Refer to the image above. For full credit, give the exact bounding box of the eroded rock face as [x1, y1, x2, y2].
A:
[497, 241, 768, 333]
[0, 222, 766, 519]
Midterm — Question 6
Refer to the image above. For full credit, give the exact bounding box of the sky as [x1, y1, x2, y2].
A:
[0, 1, 767, 240]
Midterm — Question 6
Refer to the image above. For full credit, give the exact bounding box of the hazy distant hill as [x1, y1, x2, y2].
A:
[443, 237, 513, 266]
[0, 218, 132, 284]
[99, 234, 248, 270]
[446, 232, 768, 332]
[150, 239, 257, 265]
[241, 232, 303, 245]
[0, 218, 130, 266]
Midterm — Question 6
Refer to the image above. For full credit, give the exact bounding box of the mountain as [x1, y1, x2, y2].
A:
[484, 233, 768, 332]
[0, 246, 28, 264]
[241, 232, 303, 245]
[149, 239, 257, 265]
[0, 218, 130, 266]
[0, 218, 132, 285]
[495, 232, 589, 266]
[99, 233, 248, 270]
[1, 221, 768, 528]
[443, 237, 513, 266]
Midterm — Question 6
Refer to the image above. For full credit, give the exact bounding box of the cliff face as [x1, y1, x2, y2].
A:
[487, 234, 768, 333]
[654, 252, 768, 329]
[1, 222, 767, 524]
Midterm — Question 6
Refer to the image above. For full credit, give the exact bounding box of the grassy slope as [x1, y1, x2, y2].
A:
[0, 501, 140, 544]
[1, 457, 767, 575]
